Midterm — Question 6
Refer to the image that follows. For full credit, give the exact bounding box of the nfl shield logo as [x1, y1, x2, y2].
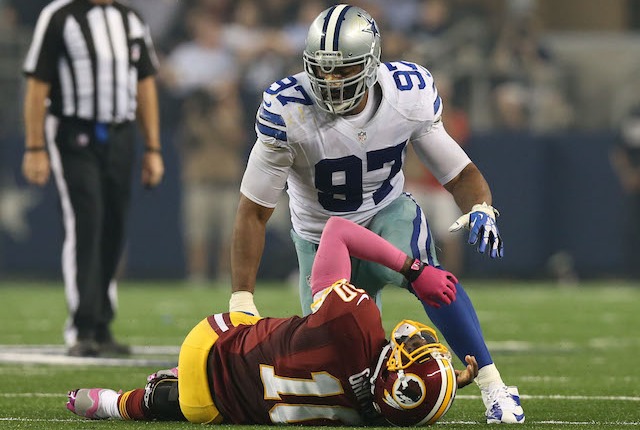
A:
[357, 130, 367, 143]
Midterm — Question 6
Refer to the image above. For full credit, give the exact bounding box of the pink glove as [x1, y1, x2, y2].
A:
[406, 259, 458, 308]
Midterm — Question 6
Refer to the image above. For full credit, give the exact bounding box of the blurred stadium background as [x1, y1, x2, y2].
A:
[1, 2, 640, 428]
[1, 0, 640, 283]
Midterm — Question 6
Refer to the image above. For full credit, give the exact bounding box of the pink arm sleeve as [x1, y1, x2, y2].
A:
[310, 217, 408, 296]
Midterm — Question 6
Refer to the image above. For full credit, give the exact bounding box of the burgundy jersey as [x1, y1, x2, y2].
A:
[206, 282, 386, 425]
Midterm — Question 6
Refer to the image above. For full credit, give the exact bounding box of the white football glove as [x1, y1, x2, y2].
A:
[449, 202, 504, 258]
[229, 291, 260, 317]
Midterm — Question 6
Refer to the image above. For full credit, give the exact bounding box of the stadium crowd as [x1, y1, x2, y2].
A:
[2, 0, 640, 282]
[2, 0, 575, 133]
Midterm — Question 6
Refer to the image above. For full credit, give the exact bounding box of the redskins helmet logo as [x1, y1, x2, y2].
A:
[384, 373, 426, 410]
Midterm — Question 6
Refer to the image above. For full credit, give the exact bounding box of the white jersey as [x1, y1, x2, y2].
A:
[241, 61, 470, 243]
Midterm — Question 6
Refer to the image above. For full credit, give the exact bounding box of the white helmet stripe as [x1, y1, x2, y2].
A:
[321, 4, 351, 51]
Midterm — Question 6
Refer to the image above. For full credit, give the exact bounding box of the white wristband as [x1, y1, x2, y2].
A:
[448, 202, 499, 232]
[470, 202, 498, 221]
[229, 291, 260, 317]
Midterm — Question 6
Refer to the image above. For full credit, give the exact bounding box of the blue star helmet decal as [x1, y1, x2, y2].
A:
[359, 13, 379, 37]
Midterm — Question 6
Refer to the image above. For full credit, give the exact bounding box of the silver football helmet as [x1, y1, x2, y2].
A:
[303, 4, 381, 114]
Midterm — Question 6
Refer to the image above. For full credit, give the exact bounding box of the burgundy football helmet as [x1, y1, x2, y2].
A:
[372, 320, 457, 426]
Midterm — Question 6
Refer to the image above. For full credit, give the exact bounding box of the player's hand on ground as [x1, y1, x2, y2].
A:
[455, 355, 479, 388]
[449, 202, 504, 258]
[411, 263, 458, 308]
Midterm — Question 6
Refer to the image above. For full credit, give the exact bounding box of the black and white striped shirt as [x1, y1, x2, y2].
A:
[23, 0, 158, 123]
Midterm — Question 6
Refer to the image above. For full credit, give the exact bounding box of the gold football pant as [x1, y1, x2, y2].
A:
[178, 312, 261, 423]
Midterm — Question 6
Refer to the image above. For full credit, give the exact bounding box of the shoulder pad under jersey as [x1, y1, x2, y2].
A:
[378, 61, 442, 121]
[255, 73, 315, 148]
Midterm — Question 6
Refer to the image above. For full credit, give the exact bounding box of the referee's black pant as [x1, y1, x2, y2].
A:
[46, 115, 135, 346]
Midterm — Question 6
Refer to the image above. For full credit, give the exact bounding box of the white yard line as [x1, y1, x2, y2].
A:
[0, 344, 178, 367]
[0, 345, 179, 354]
[456, 394, 640, 401]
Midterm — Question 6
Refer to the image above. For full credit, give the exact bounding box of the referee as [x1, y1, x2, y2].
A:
[21, 0, 164, 357]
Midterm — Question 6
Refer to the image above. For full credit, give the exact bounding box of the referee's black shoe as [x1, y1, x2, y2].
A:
[67, 340, 99, 357]
[96, 339, 131, 356]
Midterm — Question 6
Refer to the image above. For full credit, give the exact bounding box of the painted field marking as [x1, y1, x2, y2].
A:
[456, 394, 640, 401]
[0, 344, 178, 367]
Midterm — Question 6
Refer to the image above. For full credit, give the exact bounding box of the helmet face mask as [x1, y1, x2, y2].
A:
[304, 55, 367, 114]
[372, 320, 458, 426]
[387, 321, 451, 371]
[303, 5, 381, 114]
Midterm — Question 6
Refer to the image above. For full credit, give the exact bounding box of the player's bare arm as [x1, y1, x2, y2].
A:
[443, 162, 492, 213]
[231, 195, 274, 294]
[229, 195, 275, 316]
[445, 163, 504, 258]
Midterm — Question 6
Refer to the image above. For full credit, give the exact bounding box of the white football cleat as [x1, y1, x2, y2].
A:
[67, 388, 120, 420]
[481, 384, 525, 424]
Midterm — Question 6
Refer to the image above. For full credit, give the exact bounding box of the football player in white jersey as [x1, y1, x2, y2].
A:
[230, 4, 524, 424]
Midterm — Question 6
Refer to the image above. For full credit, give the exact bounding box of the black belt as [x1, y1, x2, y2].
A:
[58, 116, 133, 144]
[58, 116, 133, 130]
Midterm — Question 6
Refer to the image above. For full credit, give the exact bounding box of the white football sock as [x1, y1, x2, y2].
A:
[474, 363, 505, 390]
[98, 389, 123, 419]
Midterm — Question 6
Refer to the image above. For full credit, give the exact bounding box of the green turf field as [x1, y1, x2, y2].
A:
[1, 279, 639, 429]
